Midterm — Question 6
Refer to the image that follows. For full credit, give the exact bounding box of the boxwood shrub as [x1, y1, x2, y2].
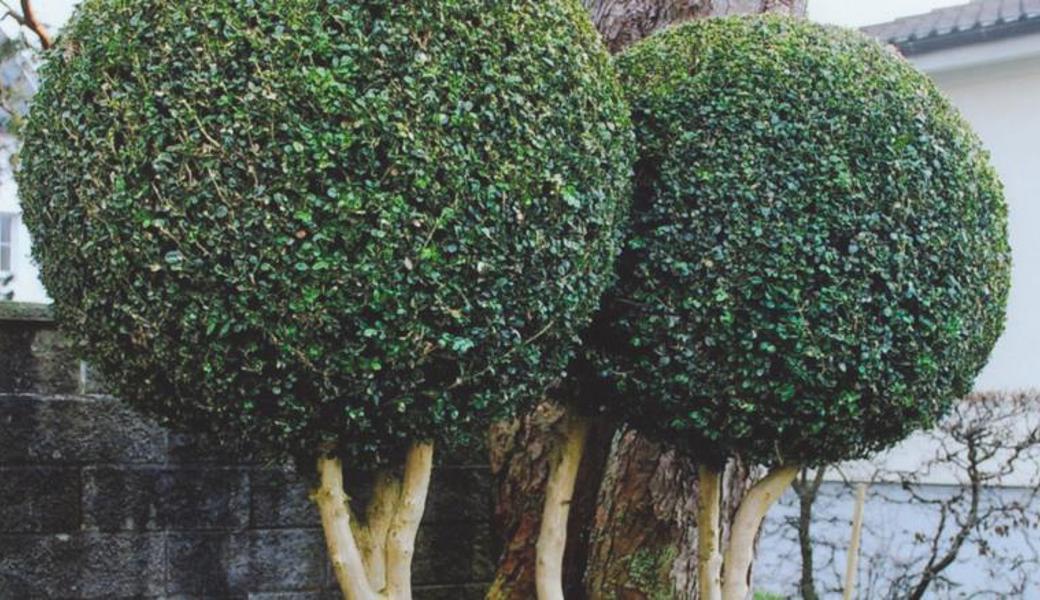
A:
[18, 0, 633, 464]
[593, 15, 1010, 466]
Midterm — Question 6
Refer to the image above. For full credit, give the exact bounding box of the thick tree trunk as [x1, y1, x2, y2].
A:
[583, 436, 750, 600]
[489, 3, 807, 599]
[583, 0, 808, 53]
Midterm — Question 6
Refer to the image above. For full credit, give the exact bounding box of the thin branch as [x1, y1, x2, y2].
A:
[1, 0, 51, 49]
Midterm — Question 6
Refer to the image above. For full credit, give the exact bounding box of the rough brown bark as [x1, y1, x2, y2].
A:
[489, 3, 807, 599]
[487, 404, 563, 600]
[583, 0, 808, 53]
[584, 434, 750, 600]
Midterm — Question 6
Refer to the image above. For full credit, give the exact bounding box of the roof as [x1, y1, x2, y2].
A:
[862, 0, 1040, 55]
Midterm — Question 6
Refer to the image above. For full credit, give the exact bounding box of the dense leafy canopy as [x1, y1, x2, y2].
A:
[596, 16, 1010, 466]
[19, 0, 633, 463]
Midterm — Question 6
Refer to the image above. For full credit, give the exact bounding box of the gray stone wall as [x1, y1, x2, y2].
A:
[0, 305, 497, 599]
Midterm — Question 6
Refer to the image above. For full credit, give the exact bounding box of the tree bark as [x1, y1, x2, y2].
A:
[489, 3, 808, 599]
[583, 0, 808, 53]
[583, 437, 750, 600]
[316, 457, 382, 600]
[842, 483, 868, 600]
[385, 443, 434, 600]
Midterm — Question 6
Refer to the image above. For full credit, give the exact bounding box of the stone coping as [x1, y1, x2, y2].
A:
[0, 301, 53, 323]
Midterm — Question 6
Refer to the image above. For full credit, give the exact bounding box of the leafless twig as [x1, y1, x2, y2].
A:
[1, 0, 51, 50]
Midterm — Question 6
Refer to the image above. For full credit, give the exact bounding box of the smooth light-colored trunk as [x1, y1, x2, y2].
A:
[842, 483, 868, 600]
[360, 471, 401, 591]
[535, 410, 590, 600]
[721, 465, 800, 600]
[386, 443, 434, 600]
[316, 456, 381, 600]
[693, 464, 799, 600]
[315, 442, 435, 600]
[697, 466, 724, 600]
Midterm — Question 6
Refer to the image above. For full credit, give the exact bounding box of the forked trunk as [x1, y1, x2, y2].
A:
[316, 457, 381, 600]
[315, 443, 434, 600]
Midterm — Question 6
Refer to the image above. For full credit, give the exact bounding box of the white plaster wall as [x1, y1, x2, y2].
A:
[917, 47, 1040, 392]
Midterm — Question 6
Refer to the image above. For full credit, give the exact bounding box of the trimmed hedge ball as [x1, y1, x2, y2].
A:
[596, 15, 1010, 466]
[19, 0, 633, 463]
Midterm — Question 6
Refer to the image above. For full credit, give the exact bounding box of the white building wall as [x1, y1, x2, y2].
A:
[915, 40, 1040, 392]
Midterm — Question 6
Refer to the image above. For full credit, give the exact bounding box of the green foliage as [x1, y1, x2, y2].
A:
[626, 547, 677, 600]
[18, 0, 633, 464]
[594, 16, 1010, 466]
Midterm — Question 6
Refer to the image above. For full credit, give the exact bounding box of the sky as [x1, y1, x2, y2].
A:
[3, 0, 973, 37]
[809, 0, 968, 27]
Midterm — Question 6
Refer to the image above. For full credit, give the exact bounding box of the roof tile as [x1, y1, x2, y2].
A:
[864, 0, 1040, 51]
[978, 0, 1002, 25]
[999, 0, 1022, 21]
[955, 2, 984, 30]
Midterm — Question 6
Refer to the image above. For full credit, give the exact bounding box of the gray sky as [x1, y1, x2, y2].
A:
[5, 0, 969, 40]
[810, 0, 967, 27]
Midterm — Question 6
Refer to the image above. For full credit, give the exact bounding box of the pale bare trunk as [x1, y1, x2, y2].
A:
[362, 471, 401, 591]
[316, 457, 381, 600]
[697, 466, 724, 600]
[843, 483, 868, 600]
[315, 442, 435, 600]
[536, 410, 590, 600]
[721, 465, 800, 600]
[385, 443, 434, 600]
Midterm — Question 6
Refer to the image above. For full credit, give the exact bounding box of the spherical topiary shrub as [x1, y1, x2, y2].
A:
[599, 15, 1010, 468]
[18, 0, 633, 466]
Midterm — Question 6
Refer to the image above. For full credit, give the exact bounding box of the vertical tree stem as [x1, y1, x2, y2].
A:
[698, 465, 724, 600]
[316, 456, 380, 600]
[364, 470, 402, 593]
[843, 483, 868, 600]
[385, 442, 435, 600]
[722, 465, 799, 600]
[536, 410, 590, 600]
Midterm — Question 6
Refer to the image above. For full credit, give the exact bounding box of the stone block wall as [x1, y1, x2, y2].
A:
[0, 304, 497, 599]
